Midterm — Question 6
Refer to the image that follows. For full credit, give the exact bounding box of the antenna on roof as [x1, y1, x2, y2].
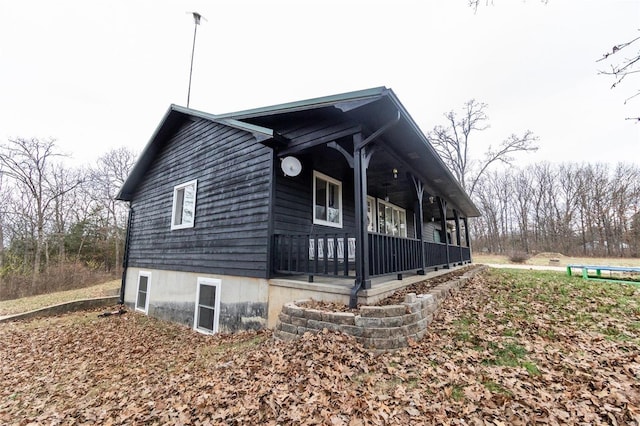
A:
[186, 11, 206, 108]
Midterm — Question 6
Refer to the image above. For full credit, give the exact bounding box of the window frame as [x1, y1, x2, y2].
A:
[312, 171, 343, 228]
[171, 179, 198, 230]
[193, 277, 222, 335]
[366, 196, 376, 232]
[376, 198, 407, 237]
[135, 271, 151, 314]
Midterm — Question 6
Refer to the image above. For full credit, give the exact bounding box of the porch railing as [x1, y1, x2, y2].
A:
[425, 241, 450, 268]
[273, 233, 471, 279]
[368, 233, 422, 276]
[273, 233, 356, 277]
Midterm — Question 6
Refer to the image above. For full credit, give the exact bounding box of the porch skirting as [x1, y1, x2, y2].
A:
[273, 265, 486, 351]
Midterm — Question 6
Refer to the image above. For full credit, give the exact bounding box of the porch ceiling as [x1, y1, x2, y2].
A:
[345, 93, 480, 218]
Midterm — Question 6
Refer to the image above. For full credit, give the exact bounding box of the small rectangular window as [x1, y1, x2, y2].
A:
[313, 171, 342, 228]
[135, 271, 151, 313]
[194, 278, 221, 334]
[171, 179, 198, 230]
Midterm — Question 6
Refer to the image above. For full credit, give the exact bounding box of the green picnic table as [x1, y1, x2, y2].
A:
[566, 264, 640, 285]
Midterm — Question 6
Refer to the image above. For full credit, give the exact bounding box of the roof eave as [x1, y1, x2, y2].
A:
[215, 86, 389, 120]
[383, 90, 481, 218]
[116, 104, 282, 202]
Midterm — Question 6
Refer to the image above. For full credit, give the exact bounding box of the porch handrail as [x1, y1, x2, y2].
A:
[368, 233, 422, 276]
[273, 233, 472, 279]
[273, 233, 355, 278]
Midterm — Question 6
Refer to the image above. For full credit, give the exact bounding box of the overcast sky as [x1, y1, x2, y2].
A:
[1, 0, 638, 168]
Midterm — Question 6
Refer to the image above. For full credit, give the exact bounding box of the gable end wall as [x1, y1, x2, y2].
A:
[127, 118, 273, 278]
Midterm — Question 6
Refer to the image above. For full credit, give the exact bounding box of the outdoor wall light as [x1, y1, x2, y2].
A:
[428, 196, 435, 204]
[392, 168, 398, 179]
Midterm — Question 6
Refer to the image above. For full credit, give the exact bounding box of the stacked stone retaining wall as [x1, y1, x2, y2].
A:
[275, 266, 485, 351]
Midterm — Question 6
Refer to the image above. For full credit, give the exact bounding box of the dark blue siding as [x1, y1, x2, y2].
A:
[128, 118, 273, 278]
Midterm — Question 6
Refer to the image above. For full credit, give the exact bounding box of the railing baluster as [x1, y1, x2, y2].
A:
[313, 235, 319, 275]
[332, 234, 338, 276]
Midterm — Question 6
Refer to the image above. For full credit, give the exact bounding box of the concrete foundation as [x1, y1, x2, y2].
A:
[123, 265, 474, 333]
[124, 268, 268, 333]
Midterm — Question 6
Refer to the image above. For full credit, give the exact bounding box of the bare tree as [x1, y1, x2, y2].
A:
[511, 167, 534, 253]
[50, 164, 83, 266]
[89, 147, 136, 273]
[468, 0, 548, 13]
[0, 138, 81, 289]
[597, 32, 640, 121]
[0, 173, 9, 273]
[428, 99, 538, 196]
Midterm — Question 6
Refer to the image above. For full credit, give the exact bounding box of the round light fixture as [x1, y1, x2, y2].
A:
[281, 156, 302, 177]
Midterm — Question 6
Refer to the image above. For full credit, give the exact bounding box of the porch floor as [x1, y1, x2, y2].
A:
[268, 264, 472, 306]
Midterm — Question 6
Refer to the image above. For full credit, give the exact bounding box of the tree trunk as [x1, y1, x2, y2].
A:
[0, 219, 4, 271]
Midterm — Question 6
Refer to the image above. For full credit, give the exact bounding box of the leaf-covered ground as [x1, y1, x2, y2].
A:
[1, 269, 639, 425]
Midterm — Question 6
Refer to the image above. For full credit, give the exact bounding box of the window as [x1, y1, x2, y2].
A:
[313, 171, 342, 228]
[366, 196, 376, 232]
[171, 179, 198, 230]
[377, 199, 407, 237]
[194, 278, 221, 334]
[135, 271, 151, 313]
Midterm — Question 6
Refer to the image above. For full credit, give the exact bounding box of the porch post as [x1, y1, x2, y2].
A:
[353, 133, 371, 290]
[463, 216, 472, 262]
[410, 175, 426, 275]
[437, 197, 450, 268]
[454, 209, 463, 265]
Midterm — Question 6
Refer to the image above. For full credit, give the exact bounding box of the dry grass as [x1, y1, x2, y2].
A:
[474, 253, 640, 268]
[0, 280, 120, 317]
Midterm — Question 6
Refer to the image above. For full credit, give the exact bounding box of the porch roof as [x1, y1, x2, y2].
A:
[218, 87, 480, 218]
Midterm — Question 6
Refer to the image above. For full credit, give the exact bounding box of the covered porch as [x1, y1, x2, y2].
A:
[222, 87, 480, 307]
[268, 109, 476, 307]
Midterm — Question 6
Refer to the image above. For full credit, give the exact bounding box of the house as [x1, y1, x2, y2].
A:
[116, 87, 480, 334]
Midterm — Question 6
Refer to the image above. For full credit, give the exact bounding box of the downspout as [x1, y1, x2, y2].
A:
[349, 110, 401, 308]
[119, 204, 134, 305]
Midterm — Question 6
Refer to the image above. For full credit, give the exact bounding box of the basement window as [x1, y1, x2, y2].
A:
[171, 179, 198, 230]
[194, 277, 221, 334]
[135, 271, 151, 314]
[313, 171, 342, 228]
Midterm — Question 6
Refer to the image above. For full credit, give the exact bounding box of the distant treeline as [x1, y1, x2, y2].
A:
[471, 162, 640, 258]
[0, 138, 135, 299]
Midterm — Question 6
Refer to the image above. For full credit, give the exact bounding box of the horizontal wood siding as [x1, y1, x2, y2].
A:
[274, 146, 355, 235]
[423, 222, 442, 243]
[128, 118, 272, 278]
[274, 144, 422, 241]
